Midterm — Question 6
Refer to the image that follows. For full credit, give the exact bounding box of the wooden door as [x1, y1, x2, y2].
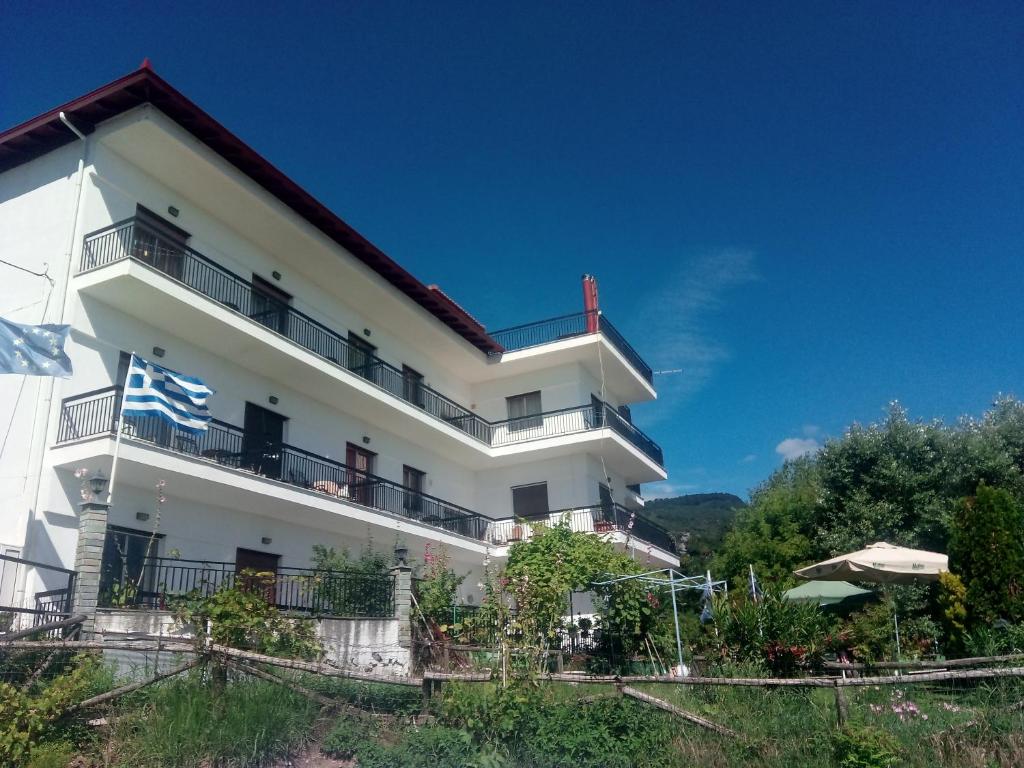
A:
[346, 443, 376, 505]
[235, 547, 280, 605]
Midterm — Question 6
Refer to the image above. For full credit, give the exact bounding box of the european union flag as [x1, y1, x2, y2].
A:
[0, 318, 73, 378]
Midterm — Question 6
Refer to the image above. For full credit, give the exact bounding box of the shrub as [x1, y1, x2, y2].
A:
[321, 718, 363, 760]
[937, 572, 968, 654]
[172, 571, 320, 659]
[832, 726, 900, 768]
[714, 591, 833, 675]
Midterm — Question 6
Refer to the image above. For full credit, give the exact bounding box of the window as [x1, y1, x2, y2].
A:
[506, 391, 543, 432]
[403, 465, 426, 515]
[512, 482, 549, 519]
[251, 274, 291, 336]
[99, 526, 164, 608]
[347, 332, 377, 382]
[132, 204, 189, 279]
[402, 365, 425, 407]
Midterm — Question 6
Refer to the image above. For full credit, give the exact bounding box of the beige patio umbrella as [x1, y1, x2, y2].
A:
[794, 542, 948, 585]
[794, 542, 948, 658]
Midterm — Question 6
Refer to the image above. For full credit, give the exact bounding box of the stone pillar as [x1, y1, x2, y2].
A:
[391, 563, 413, 649]
[73, 494, 109, 637]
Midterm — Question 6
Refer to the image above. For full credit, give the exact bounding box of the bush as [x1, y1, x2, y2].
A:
[714, 591, 834, 675]
[172, 572, 320, 659]
[321, 718, 363, 760]
[832, 726, 900, 768]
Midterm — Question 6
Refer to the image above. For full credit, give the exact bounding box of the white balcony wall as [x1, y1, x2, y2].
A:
[75, 134, 475, 409]
[58, 300, 479, 511]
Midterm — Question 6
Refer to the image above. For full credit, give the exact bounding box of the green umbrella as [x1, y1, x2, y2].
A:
[783, 580, 874, 608]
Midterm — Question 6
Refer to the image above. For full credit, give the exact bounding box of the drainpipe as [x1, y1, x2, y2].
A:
[582, 274, 599, 334]
[20, 113, 91, 592]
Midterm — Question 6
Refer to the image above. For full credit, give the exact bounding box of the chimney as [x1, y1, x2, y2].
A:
[582, 274, 600, 333]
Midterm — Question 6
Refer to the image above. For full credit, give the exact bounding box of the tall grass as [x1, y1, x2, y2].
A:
[109, 670, 318, 767]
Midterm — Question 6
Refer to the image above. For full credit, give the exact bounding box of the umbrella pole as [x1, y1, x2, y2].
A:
[893, 608, 901, 662]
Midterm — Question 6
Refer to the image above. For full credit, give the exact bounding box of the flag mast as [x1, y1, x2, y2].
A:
[105, 351, 135, 505]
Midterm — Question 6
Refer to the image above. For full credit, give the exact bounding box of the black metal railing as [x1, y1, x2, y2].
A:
[56, 387, 490, 541]
[81, 219, 490, 440]
[487, 400, 663, 467]
[489, 310, 654, 384]
[79, 219, 657, 451]
[98, 557, 395, 618]
[487, 503, 676, 554]
[0, 552, 77, 636]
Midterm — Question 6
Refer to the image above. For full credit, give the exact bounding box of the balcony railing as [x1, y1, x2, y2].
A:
[78, 219, 660, 463]
[98, 557, 395, 618]
[81, 219, 491, 440]
[57, 387, 490, 541]
[486, 503, 677, 554]
[488, 311, 654, 384]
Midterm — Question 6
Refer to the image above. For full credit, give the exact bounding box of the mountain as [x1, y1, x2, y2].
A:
[642, 493, 746, 569]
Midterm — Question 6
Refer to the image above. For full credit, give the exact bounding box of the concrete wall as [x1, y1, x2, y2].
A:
[94, 610, 410, 678]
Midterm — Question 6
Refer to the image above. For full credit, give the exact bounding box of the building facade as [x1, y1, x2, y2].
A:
[0, 66, 675, 633]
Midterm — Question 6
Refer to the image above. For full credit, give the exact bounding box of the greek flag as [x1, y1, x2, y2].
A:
[0, 318, 73, 378]
[122, 355, 214, 433]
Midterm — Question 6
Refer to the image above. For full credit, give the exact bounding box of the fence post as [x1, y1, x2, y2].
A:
[391, 562, 413, 651]
[73, 476, 111, 637]
[833, 682, 849, 728]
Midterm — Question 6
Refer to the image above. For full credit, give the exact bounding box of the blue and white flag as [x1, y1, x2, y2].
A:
[122, 355, 214, 434]
[0, 318, 73, 378]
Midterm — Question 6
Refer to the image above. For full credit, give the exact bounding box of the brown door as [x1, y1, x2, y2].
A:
[346, 443, 377, 506]
[235, 548, 280, 605]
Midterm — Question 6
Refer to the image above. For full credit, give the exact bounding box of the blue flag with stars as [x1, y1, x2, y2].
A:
[0, 318, 73, 378]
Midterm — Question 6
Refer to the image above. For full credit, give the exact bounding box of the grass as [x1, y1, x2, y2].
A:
[106, 669, 319, 767]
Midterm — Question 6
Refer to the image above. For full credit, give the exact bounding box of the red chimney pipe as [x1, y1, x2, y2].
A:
[582, 274, 599, 333]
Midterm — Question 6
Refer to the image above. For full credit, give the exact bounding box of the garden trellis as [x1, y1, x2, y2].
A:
[590, 568, 728, 675]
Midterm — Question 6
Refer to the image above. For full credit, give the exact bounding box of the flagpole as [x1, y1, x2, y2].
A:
[106, 352, 134, 505]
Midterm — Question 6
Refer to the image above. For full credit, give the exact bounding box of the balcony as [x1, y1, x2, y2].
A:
[56, 387, 489, 541]
[486, 504, 677, 558]
[98, 557, 395, 618]
[77, 220, 663, 472]
[77, 219, 663, 475]
[489, 311, 654, 385]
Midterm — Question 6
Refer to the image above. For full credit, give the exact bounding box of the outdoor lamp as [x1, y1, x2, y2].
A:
[394, 545, 409, 567]
[88, 470, 109, 499]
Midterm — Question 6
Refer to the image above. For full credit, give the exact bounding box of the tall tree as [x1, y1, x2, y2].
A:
[948, 483, 1024, 626]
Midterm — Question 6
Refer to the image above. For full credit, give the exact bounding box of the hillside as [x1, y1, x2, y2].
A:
[643, 493, 746, 568]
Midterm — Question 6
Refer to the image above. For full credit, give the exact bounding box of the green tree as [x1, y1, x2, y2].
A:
[948, 483, 1024, 627]
[713, 457, 819, 585]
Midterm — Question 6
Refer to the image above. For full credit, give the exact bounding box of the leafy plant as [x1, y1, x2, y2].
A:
[172, 570, 321, 659]
[0, 654, 108, 766]
[714, 590, 834, 675]
[415, 543, 466, 627]
[937, 571, 968, 654]
[832, 726, 900, 768]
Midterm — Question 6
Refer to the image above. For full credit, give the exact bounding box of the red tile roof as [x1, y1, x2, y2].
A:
[0, 66, 502, 354]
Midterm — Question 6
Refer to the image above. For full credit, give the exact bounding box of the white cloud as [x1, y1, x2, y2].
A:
[630, 250, 759, 425]
[775, 437, 821, 461]
[740, 453, 757, 464]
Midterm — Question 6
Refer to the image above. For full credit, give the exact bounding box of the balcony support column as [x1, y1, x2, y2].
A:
[73, 486, 110, 638]
[391, 563, 413, 650]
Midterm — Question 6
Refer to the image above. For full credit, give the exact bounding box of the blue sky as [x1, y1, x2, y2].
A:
[3, 2, 1022, 498]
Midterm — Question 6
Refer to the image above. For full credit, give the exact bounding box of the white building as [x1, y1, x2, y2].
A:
[0, 65, 675, 637]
